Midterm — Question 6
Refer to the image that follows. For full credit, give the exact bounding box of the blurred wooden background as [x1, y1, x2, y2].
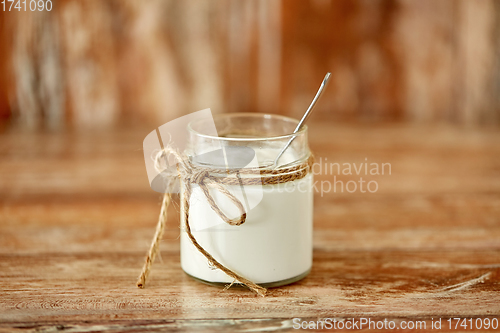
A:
[1, 0, 500, 129]
[1, 2, 500, 329]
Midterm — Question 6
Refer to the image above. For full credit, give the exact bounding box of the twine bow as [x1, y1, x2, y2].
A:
[137, 146, 313, 297]
[186, 169, 247, 226]
[137, 147, 266, 296]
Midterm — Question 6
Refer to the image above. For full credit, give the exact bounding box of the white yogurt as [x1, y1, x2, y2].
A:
[180, 148, 313, 285]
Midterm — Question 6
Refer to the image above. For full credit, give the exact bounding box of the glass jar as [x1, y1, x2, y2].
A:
[180, 113, 313, 287]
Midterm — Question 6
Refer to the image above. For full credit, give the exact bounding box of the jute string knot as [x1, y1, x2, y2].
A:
[190, 170, 209, 184]
[137, 146, 314, 297]
[186, 167, 247, 226]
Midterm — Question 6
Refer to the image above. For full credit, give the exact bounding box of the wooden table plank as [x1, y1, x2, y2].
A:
[0, 122, 499, 331]
[1, 250, 499, 321]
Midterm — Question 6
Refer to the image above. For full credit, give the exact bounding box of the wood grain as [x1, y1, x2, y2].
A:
[0, 122, 499, 331]
[3, 0, 500, 128]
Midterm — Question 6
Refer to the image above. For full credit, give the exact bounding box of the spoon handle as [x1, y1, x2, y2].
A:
[293, 72, 331, 133]
[274, 72, 331, 167]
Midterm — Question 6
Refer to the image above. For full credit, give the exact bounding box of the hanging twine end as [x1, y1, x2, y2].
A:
[136, 275, 146, 289]
[254, 286, 267, 297]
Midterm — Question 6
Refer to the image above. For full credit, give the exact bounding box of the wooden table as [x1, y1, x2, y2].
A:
[1, 122, 499, 332]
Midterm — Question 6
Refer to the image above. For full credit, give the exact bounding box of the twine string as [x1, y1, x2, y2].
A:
[136, 192, 170, 289]
[137, 146, 313, 296]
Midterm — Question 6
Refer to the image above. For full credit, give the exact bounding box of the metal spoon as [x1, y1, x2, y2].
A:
[273, 72, 331, 167]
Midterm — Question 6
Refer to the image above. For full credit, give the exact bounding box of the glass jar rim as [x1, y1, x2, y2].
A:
[187, 112, 308, 142]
